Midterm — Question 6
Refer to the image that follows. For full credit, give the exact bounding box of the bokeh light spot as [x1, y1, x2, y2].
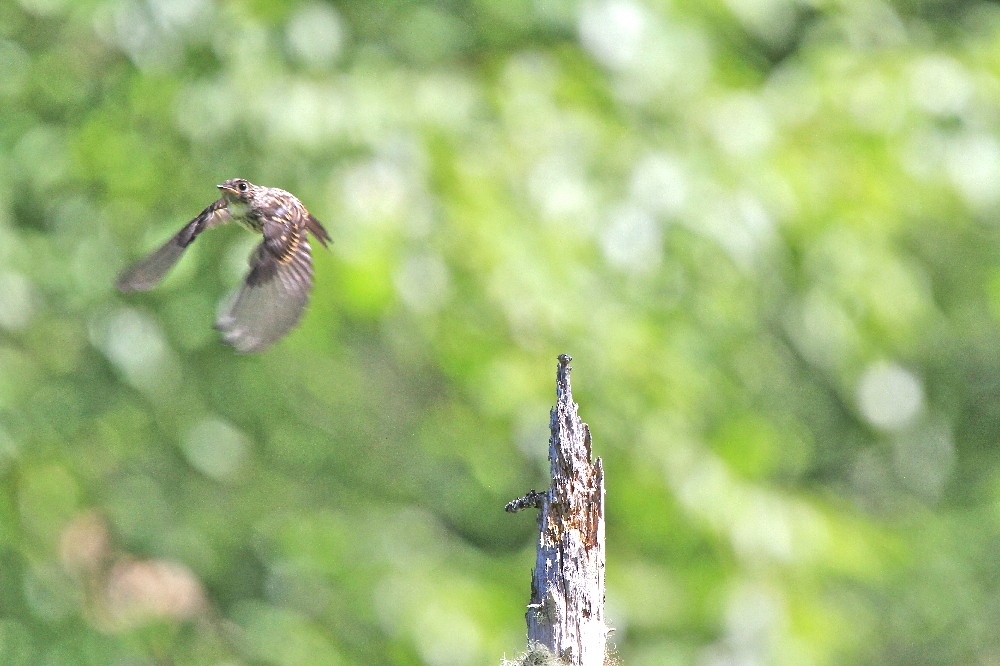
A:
[857, 361, 924, 431]
[181, 417, 249, 481]
[0, 271, 35, 331]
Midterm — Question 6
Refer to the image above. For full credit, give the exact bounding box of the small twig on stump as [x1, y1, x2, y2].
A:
[506, 490, 547, 513]
[505, 354, 608, 666]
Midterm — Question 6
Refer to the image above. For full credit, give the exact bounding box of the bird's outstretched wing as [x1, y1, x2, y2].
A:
[214, 218, 314, 353]
[116, 199, 230, 292]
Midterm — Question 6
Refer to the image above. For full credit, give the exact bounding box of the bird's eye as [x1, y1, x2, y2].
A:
[238, 182, 248, 192]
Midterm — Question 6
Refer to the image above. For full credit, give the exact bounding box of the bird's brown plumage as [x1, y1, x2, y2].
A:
[116, 179, 330, 352]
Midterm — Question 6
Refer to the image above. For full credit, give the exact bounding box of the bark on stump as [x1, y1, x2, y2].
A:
[506, 354, 608, 665]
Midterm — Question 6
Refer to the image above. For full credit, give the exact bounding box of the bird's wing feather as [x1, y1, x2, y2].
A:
[214, 217, 314, 353]
[306, 213, 331, 248]
[116, 198, 230, 292]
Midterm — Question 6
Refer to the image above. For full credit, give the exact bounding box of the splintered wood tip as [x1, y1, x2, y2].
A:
[556, 354, 573, 402]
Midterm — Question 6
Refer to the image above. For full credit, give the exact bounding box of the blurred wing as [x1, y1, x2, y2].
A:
[306, 213, 331, 248]
[214, 221, 314, 353]
[116, 198, 230, 292]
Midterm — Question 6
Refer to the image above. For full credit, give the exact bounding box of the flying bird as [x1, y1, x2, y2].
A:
[116, 178, 331, 353]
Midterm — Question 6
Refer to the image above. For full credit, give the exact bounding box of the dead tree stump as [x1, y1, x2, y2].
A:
[506, 354, 608, 665]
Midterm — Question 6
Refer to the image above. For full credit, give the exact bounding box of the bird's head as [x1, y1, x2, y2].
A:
[217, 178, 257, 204]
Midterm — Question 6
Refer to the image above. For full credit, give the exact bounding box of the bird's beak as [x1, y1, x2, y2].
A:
[217, 184, 232, 193]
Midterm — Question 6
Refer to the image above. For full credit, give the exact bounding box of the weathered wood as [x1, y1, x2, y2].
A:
[508, 354, 607, 665]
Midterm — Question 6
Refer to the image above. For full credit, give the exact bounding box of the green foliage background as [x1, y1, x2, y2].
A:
[2, 0, 1000, 663]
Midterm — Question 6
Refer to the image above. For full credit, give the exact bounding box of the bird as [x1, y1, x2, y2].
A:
[116, 178, 331, 353]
